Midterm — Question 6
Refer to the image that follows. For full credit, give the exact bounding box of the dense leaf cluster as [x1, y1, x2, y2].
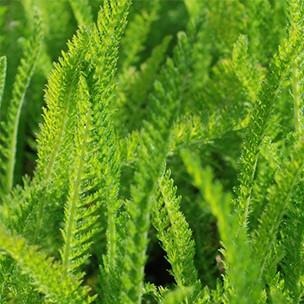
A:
[0, 0, 304, 303]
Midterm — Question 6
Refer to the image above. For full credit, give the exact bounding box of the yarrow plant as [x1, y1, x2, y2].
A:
[0, 0, 304, 303]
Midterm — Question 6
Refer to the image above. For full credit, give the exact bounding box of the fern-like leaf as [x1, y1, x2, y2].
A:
[35, 28, 86, 185]
[120, 0, 160, 69]
[235, 0, 304, 226]
[289, 3, 304, 136]
[0, 15, 42, 196]
[0, 223, 95, 303]
[118, 35, 171, 133]
[182, 150, 262, 304]
[60, 75, 99, 277]
[0, 56, 6, 112]
[232, 35, 265, 103]
[118, 33, 192, 304]
[253, 140, 304, 282]
[152, 170, 200, 293]
[77, 1, 132, 302]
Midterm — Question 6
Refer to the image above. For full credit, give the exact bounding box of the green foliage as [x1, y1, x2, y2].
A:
[235, 0, 304, 227]
[0, 14, 42, 196]
[182, 150, 261, 304]
[120, 0, 160, 69]
[60, 75, 99, 277]
[0, 223, 94, 303]
[1, 0, 304, 303]
[0, 56, 6, 110]
[161, 286, 193, 304]
[117, 30, 193, 303]
[152, 170, 201, 300]
[68, 0, 93, 27]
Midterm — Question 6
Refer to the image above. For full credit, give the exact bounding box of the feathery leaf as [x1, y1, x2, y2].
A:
[0, 223, 95, 303]
[0, 15, 42, 195]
